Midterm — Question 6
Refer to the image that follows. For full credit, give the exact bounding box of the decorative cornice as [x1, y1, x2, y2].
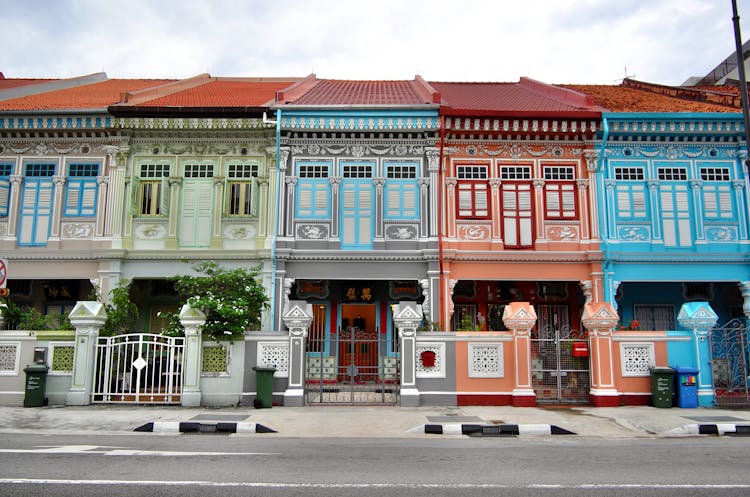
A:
[0, 114, 111, 130]
[116, 117, 267, 130]
[281, 114, 439, 131]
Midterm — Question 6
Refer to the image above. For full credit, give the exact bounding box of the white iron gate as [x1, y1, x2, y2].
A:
[92, 334, 184, 404]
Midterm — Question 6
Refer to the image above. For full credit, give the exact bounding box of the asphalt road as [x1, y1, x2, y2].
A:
[0, 433, 748, 496]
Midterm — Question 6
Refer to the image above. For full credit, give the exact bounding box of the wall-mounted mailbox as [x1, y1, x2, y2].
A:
[572, 342, 589, 358]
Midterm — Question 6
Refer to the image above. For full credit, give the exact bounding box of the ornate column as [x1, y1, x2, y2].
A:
[392, 302, 422, 407]
[49, 175, 66, 242]
[374, 177, 385, 240]
[647, 179, 662, 241]
[179, 304, 206, 407]
[502, 302, 537, 406]
[210, 176, 225, 249]
[577, 178, 590, 240]
[165, 176, 182, 249]
[733, 179, 748, 240]
[284, 176, 297, 238]
[583, 150, 600, 239]
[275, 147, 289, 237]
[329, 177, 342, 241]
[489, 178, 503, 245]
[6, 175, 22, 237]
[282, 301, 313, 407]
[257, 176, 270, 238]
[94, 176, 109, 238]
[418, 177, 430, 239]
[581, 302, 620, 407]
[677, 302, 719, 406]
[66, 301, 106, 405]
[532, 178, 545, 246]
[425, 147, 440, 237]
[690, 179, 705, 242]
[445, 178, 457, 238]
[106, 146, 128, 247]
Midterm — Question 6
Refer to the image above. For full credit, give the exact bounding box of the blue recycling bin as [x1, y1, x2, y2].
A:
[673, 366, 699, 408]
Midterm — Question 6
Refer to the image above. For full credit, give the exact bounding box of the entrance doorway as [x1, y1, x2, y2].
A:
[531, 305, 591, 404]
[306, 303, 399, 404]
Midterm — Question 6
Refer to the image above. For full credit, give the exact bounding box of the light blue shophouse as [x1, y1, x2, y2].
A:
[584, 80, 750, 406]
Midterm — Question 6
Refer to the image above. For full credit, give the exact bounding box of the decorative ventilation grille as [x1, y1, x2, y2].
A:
[621, 343, 655, 377]
[0, 343, 19, 373]
[51, 345, 75, 373]
[469, 343, 504, 378]
[202, 344, 229, 374]
[257, 342, 289, 377]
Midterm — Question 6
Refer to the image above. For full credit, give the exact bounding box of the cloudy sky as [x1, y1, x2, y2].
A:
[2, 0, 748, 86]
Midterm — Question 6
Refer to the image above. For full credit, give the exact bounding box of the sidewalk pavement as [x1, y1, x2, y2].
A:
[2, 404, 750, 438]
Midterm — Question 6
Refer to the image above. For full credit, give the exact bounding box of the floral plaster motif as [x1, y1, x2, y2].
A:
[386, 225, 417, 240]
[458, 225, 490, 240]
[224, 225, 255, 239]
[135, 224, 167, 239]
[706, 227, 737, 241]
[618, 226, 649, 241]
[298, 224, 328, 239]
[547, 226, 579, 241]
[61, 223, 94, 239]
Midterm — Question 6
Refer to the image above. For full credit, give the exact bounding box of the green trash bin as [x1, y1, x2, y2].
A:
[649, 366, 674, 408]
[23, 363, 49, 407]
[252, 366, 276, 408]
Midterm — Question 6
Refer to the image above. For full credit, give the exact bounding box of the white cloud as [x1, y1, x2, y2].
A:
[1, 0, 749, 85]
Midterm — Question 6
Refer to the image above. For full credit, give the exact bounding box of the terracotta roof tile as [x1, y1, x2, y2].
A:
[562, 83, 739, 113]
[0, 79, 174, 111]
[285, 79, 433, 106]
[137, 80, 297, 107]
[431, 79, 602, 115]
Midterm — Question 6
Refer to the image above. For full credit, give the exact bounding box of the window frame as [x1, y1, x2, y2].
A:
[64, 162, 100, 217]
[456, 164, 489, 219]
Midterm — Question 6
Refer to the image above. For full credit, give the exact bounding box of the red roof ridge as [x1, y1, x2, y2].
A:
[117, 73, 213, 105]
[413, 76, 441, 104]
[275, 74, 318, 104]
[519, 76, 597, 109]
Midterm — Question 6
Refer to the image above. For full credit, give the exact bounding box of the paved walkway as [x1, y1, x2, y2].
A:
[2, 404, 750, 438]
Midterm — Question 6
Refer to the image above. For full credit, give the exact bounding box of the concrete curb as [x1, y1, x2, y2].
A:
[664, 424, 750, 436]
[134, 421, 277, 434]
[411, 423, 576, 436]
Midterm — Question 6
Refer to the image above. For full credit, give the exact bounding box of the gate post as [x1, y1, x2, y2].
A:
[502, 302, 537, 407]
[677, 302, 718, 407]
[179, 304, 206, 407]
[393, 301, 422, 407]
[66, 301, 106, 406]
[581, 302, 620, 407]
[283, 301, 313, 407]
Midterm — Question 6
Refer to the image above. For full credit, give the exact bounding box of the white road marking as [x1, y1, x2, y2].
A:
[0, 445, 277, 456]
[0, 479, 749, 489]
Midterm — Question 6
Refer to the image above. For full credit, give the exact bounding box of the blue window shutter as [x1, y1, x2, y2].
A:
[0, 177, 9, 216]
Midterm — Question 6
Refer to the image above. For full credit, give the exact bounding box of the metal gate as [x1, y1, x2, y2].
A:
[92, 334, 184, 404]
[710, 318, 750, 407]
[531, 325, 590, 404]
[306, 326, 400, 404]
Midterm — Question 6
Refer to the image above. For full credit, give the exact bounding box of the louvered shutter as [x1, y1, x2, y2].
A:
[703, 184, 733, 220]
[64, 179, 98, 216]
[502, 183, 533, 248]
[545, 183, 576, 219]
[457, 181, 488, 218]
[341, 180, 373, 249]
[180, 180, 213, 247]
[660, 185, 691, 247]
[0, 177, 9, 216]
[159, 178, 170, 215]
[385, 181, 418, 219]
[19, 180, 53, 245]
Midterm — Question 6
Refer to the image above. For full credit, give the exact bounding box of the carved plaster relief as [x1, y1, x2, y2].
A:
[61, 223, 94, 239]
[224, 224, 256, 239]
[134, 223, 167, 239]
[458, 224, 490, 241]
[385, 225, 418, 240]
[297, 224, 329, 240]
[547, 225, 579, 241]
